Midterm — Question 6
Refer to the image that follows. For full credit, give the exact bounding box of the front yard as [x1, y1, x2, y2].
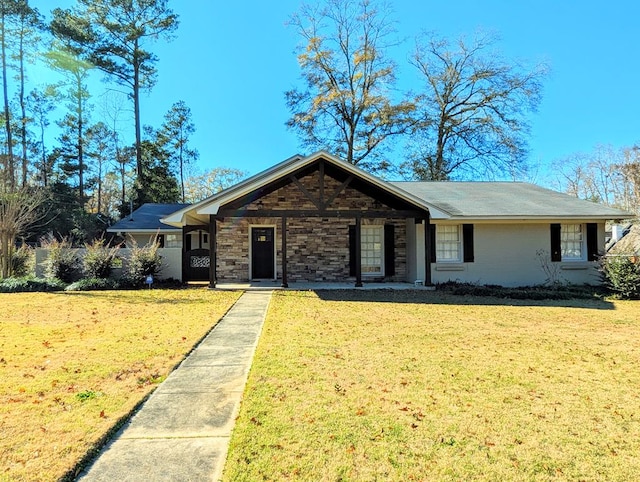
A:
[0, 289, 241, 482]
[224, 290, 640, 481]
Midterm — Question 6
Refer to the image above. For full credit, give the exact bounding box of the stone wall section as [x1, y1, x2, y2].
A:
[215, 170, 408, 282]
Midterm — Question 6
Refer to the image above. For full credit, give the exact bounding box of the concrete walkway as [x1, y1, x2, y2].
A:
[77, 290, 272, 482]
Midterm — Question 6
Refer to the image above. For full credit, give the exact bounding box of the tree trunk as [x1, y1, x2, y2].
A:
[179, 134, 184, 202]
[1, 12, 15, 191]
[97, 160, 102, 214]
[40, 115, 47, 186]
[0, 232, 9, 278]
[77, 75, 84, 208]
[18, 19, 27, 187]
[133, 39, 142, 178]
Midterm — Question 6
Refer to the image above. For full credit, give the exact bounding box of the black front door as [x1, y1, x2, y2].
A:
[251, 227, 275, 279]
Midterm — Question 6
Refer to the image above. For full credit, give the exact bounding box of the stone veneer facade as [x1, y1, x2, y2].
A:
[214, 170, 408, 282]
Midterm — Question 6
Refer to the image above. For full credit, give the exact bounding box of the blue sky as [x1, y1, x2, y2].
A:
[29, 0, 640, 185]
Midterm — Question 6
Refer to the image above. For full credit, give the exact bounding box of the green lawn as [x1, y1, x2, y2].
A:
[224, 290, 640, 481]
[0, 289, 241, 482]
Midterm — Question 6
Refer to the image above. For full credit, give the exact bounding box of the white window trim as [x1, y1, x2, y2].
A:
[165, 233, 182, 248]
[249, 224, 277, 280]
[561, 223, 585, 261]
[436, 224, 462, 263]
[361, 225, 385, 277]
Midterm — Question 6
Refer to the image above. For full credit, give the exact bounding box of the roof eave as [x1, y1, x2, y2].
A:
[434, 213, 635, 222]
[106, 227, 181, 233]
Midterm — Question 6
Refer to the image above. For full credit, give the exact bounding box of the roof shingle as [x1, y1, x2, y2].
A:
[391, 181, 631, 219]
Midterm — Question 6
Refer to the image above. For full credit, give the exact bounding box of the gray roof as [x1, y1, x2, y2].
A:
[391, 181, 632, 219]
[108, 203, 190, 232]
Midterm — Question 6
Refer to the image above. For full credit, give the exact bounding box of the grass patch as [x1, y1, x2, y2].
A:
[224, 290, 640, 481]
[0, 288, 241, 482]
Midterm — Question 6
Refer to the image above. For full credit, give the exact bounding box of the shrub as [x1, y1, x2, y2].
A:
[123, 237, 163, 287]
[40, 237, 81, 283]
[0, 277, 66, 293]
[436, 281, 604, 300]
[83, 238, 120, 279]
[11, 245, 34, 277]
[65, 278, 120, 292]
[600, 255, 640, 299]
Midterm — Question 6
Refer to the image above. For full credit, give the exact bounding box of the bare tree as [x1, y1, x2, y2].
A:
[98, 91, 132, 213]
[553, 144, 640, 216]
[0, 186, 48, 277]
[406, 32, 547, 180]
[183, 167, 247, 203]
[286, 0, 415, 173]
[26, 86, 56, 186]
[85, 121, 114, 214]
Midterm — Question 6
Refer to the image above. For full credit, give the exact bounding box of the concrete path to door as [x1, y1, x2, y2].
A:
[76, 290, 272, 482]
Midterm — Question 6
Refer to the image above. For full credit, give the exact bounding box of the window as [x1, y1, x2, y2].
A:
[361, 225, 384, 275]
[561, 224, 583, 260]
[165, 234, 181, 248]
[436, 225, 461, 262]
[551, 223, 598, 262]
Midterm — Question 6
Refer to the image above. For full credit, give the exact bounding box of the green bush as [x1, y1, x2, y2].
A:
[0, 277, 66, 293]
[123, 238, 163, 287]
[11, 245, 34, 277]
[65, 278, 120, 291]
[600, 255, 640, 299]
[83, 238, 120, 279]
[40, 237, 80, 283]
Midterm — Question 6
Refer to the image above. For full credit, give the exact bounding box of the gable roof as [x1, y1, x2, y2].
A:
[107, 203, 190, 233]
[162, 151, 449, 226]
[392, 181, 633, 220]
[157, 151, 632, 227]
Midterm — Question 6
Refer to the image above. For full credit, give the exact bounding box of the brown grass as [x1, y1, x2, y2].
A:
[224, 290, 640, 481]
[0, 288, 241, 482]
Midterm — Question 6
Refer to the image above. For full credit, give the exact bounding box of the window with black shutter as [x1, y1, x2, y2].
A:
[463, 224, 474, 263]
[550, 224, 562, 262]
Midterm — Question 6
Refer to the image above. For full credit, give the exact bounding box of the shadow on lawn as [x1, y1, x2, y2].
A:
[307, 289, 617, 310]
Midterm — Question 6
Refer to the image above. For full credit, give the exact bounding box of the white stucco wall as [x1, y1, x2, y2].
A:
[35, 247, 182, 281]
[414, 222, 604, 287]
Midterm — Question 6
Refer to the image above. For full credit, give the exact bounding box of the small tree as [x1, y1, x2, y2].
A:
[83, 237, 119, 278]
[601, 255, 640, 299]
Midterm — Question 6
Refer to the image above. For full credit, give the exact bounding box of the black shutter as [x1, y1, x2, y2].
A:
[348, 225, 356, 276]
[462, 224, 474, 262]
[384, 224, 395, 277]
[430, 225, 437, 263]
[550, 223, 561, 262]
[586, 223, 598, 261]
